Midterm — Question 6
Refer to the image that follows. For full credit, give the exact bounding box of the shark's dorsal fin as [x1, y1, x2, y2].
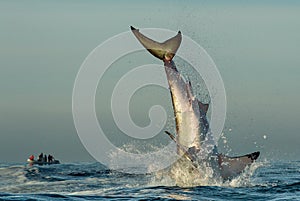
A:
[131, 26, 182, 61]
[198, 100, 209, 114]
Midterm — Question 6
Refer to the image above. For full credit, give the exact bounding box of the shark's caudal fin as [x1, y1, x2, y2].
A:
[130, 26, 182, 61]
[218, 151, 260, 179]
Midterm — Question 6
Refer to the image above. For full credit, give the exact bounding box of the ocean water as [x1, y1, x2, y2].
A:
[0, 161, 299, 200]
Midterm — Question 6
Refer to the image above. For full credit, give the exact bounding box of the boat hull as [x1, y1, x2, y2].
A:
[27, 159, 60, 165]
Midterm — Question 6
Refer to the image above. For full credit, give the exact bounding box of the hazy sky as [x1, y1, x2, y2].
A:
[1, 1, 300, 162]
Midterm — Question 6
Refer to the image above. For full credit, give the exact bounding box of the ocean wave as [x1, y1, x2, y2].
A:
[0, 161, 299, 200]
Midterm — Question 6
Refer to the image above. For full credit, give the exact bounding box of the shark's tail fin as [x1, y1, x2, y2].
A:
[218, 151, 260, 180]
[130, 26, 182, 61]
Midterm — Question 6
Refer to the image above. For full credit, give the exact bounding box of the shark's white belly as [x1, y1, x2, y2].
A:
[176, 110, 200, 149]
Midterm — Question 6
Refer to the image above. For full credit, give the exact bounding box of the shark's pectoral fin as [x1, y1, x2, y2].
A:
[164, 131, 197, 164]
[197, 100, 209, 114]
[218, 151, 260, 180]
[130, 26, 182, 61]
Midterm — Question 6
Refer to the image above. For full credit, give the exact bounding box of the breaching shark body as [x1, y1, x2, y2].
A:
[130, 26, 260, 181]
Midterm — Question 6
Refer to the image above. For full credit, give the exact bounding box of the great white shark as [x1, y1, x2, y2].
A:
[130, 26, 260, 180]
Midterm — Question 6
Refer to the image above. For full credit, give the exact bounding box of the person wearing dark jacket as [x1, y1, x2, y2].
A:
[38, 153, 43, 162]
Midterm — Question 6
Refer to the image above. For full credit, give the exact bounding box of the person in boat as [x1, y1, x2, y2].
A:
[48, 154, 53, 163]
[29, 155, 34, 161]
[44, 154, 47, 163]
[38, 153, 43, 162]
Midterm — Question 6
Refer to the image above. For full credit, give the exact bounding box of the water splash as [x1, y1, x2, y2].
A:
[108, 141, 178, 174]
[151, 158, 264, 187]
[108, 140, 264, 187]
[223, 161, 265, 187]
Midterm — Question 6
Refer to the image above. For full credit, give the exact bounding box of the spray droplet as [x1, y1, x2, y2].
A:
[263, 135, 267, 139]
[228, 128, 232, 132]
